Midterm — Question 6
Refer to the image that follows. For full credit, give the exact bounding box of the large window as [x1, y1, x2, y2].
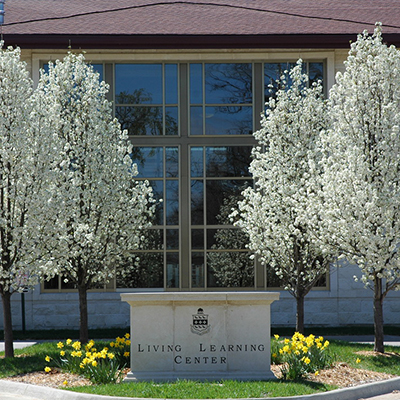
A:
[43, 59, 326, 292]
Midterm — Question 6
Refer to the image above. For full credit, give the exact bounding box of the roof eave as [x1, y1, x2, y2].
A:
[4, 33, 388, 50]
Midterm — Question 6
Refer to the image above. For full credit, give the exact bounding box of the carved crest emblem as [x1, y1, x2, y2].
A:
[191, 308, 211, 335]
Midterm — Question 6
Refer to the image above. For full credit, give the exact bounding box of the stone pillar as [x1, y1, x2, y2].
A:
[121, 291, 279, 382]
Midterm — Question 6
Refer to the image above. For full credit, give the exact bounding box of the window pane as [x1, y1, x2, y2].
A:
[206, 180, 252, 225]
[166, 229, 179, 249]
[166, 147, 179, 178]
[167, 253, 179, 288]
[266, 267, 283, 288]
[149, 180, 164, 225]
[207, 251, 254, 287]
[166, 180, 179, 225]
[206, 146, 252, 177]
[190, 106, 203, 135]
[165, 107, 179, 136]
[205, 106, 252, 135]
[191, 147, 203, 177]
[116, 106, 163, 136]
[205, 63, 252, 104]
[309, 62, 324, 87]
[191, 179, 204, 225]
[207, 228, 249, 250]
[264, 62, 296, 103]
[165, 64, 178, 104]
[192, 252, 204, 288]
[115, 64, 162, 104]
[116, 254, 163, 288]
[190, 63, 203, 104]
[131, 147, 163, 178]
[192, 229, 204, 249]
[61, 277, 76, 289]
[43, 276, 59, 290]
[141, 229, 163, 250]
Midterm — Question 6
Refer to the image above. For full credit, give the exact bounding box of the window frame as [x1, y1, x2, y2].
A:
[34, 52, 332, 293]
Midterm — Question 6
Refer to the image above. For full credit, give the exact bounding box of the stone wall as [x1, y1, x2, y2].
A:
[1, 264, 400, 331]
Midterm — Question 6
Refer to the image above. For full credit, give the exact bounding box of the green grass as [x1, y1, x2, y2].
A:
[68, 379, 334, 398]
[1, 337, 400, 398]
[0, 342, 60, 379]
[328, 340, 400, 375]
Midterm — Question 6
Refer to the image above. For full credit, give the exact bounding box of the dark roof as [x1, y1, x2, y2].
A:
[3, 0, 400, 49]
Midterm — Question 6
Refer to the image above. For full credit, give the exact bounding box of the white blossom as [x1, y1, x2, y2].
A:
[233, 60, 332, 332]
[35, 52, 154, 341]
[321, 23, 400, 352]
[0, 44, 63, 357]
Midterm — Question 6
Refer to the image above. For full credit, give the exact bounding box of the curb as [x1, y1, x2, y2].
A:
[1, 377, 400, 400]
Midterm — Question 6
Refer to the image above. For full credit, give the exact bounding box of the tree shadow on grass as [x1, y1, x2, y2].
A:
[278, 378, 332, 391]
[0, 354, 45, 378]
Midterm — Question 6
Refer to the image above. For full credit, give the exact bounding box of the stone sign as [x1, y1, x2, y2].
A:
[121, 292, 279, 382]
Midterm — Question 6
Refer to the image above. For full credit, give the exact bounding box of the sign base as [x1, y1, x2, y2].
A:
[121, 292, 279, 382]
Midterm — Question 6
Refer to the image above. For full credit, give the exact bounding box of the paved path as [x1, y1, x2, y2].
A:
[362, 392, 400, 400]
[0, 342, 37, 353]
[0, 394, 42, 400]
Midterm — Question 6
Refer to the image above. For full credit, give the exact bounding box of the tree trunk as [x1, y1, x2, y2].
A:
[296, 294, 305, 334]
[373, 276, 385, 353]
[1, 289, 14, 358]
[77, 284, 89, 343]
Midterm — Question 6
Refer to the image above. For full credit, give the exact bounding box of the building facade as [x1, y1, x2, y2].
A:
[1, 0, 400, 330]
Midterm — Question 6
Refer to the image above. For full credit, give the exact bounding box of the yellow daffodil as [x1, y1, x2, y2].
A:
[72, 341, 81, 350]
[45, 356, 51, 362]
[44, 367, 51, 373]
[57, 342, 64, 349]
[303, 357, 311, 365]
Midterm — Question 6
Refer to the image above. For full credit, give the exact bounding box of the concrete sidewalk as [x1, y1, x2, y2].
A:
[0, 376, 399, 400]
[0, 341, 38, 353]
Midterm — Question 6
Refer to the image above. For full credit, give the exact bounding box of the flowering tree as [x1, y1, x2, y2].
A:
[233, 61, 331, 333]
[321, 24, 400, 352]
[37, 53, 154, 343]
[0, 45, 58, 357]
